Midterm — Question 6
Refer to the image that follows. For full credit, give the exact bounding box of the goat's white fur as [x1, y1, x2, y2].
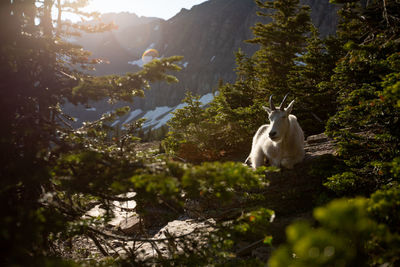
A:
[245, 98, 305, 169]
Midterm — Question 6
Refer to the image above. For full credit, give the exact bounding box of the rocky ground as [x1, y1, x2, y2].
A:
[57, 134, 336, 264]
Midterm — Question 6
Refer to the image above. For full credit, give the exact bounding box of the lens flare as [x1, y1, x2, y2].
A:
[142, 48, 159, 64]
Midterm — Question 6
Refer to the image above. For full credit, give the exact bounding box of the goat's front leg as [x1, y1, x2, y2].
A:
[250, 146, 265, 169]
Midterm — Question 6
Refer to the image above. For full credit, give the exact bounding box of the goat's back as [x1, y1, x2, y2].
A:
[286, 114, 305, 153]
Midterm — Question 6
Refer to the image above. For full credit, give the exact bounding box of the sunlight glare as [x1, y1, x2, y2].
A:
[81, 0, 208, 20]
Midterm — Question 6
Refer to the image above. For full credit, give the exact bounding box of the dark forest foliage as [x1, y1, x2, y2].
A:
[1, 0, 400, 266]
[0, 0, 183, 265]
[165, 0, 400, 265]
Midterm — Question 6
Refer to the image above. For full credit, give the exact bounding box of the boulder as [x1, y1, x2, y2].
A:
[84, 192, 140, 233]
[116, 218, 216, 262]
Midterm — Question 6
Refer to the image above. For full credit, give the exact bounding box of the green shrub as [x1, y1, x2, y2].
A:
[269, 185, 400, 266]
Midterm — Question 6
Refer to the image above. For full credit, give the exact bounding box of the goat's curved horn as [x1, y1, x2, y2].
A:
[280, 93, 289, 110]
[269, 95, 276, 110]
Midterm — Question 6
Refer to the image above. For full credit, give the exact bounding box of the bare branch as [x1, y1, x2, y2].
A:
[86, 232, 109, 257]
[87, 223, 211, 243]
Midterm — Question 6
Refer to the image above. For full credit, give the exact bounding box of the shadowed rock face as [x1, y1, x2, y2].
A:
[183, 133, 338, 249]
[70, 0, 338, 120]
[265, 133, 336, 215]
[135, 0, 339, 110]
[181, 134, 338, 260]
[263, 133, 337, 244]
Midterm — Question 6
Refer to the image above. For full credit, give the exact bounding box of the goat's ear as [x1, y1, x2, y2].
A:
[285, 100, 295, 114]
[263, 106, 272, 114]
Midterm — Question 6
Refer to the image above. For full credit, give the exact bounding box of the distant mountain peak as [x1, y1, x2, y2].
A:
[69, 0, 338, 127]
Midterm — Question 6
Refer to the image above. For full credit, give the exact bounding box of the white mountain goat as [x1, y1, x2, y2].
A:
[245, 94, 305, 169]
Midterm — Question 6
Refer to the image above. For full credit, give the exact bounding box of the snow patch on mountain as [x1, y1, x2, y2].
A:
[111, 120, 120, 127]
[142, 106, 175, 128]
[123, 109, 143, 124]
[144, 92, 215, 129]
[153, 103, 187, 129]
[113, 92, 216, 130]
[199, 92, 214, 105]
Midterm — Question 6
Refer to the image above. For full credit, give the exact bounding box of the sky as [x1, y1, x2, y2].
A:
[78, 0, 209, 20]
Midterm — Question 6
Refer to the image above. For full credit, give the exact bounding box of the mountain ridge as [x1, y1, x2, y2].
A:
[66, 0, 339, 128]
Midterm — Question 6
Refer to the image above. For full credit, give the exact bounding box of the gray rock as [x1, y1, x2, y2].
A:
[118, 215, 141, 235]
[84, 192, 140, 232]
[119, 218, 216, 262]
[306, 133, 329, 144]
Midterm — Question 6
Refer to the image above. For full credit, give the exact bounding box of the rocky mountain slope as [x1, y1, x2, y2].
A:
[66, 0, 339, 128]
[144, 0, 338, 109]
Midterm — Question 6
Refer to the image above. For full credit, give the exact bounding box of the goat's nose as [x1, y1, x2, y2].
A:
[269, 131, 277, 138]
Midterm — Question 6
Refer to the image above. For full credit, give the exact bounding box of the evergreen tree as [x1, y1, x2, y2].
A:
[270, 1, 400, 265]
[164, 92, 223, 162]
[325, 0, 400, 196]
[247, 0, 312, 98]
[0, 1, 182, 264]
[165, 0, 315, 159]
[269, 187, 400, 266]
[288, 27, 344, 135]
